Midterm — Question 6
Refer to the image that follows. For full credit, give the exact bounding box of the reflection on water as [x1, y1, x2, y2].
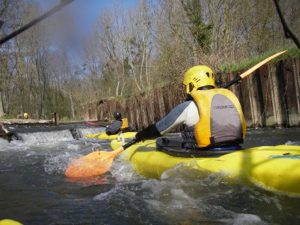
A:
[0, 128, 299, 225]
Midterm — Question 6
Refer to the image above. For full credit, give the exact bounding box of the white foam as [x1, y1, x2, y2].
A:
[77, 127, 105, 138]
[285, 140, 300, 145]
[230, 213, 263, 225]
[0, 138, 10, 150]
[93, 188, 116, 201]
[44, 152, 76, 175]
[110, 157, 142, 182]
[18, 130, 74, 145]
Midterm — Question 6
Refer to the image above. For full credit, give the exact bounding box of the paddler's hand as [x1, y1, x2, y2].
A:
[135, 124, 161, 141]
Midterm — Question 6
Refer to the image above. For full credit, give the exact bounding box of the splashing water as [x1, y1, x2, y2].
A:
[17, 130, 74, 145]
[0, 127, 300, 225]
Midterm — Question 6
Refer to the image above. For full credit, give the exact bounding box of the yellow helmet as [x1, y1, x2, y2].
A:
[183, 65, 215, 94]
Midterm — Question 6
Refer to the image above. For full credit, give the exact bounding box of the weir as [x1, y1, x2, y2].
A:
[0, 122, 105, 143]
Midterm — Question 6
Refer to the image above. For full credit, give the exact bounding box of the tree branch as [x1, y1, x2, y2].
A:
[272, 0, 300, 48]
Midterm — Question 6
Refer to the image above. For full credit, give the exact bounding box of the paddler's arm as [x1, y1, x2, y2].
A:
[135, 100, 198, 141]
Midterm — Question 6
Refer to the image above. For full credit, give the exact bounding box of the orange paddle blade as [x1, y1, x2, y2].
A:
[65, 148, 124, 178]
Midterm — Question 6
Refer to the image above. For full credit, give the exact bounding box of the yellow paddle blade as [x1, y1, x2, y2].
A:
[240, 50, 287, 79]
[65, 148, 124, 178]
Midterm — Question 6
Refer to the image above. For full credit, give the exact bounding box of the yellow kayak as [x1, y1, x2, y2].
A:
[86, 132, 137, 140]
[111, 139, 300, 197]
[0, 219, 23, 225]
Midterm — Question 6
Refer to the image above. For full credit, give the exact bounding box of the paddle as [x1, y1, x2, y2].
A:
[65, 50, 287, 178]
[221, 50, 287, 88]
[65, 139, 137, 178]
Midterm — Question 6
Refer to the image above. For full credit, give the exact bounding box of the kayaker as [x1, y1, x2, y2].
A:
[106, 112, 131, 135]
[135, 65, 246, 150]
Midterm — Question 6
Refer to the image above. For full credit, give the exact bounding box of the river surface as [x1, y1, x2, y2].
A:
[0, 127, 300, 225]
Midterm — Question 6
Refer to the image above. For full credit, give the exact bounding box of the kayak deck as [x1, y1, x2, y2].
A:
[111, 139, 300, 197]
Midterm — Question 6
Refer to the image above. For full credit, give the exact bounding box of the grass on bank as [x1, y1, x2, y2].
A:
[220, 47, 300, 73]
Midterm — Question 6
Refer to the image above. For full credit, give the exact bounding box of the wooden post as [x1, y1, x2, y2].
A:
[53, 112, 58, 125]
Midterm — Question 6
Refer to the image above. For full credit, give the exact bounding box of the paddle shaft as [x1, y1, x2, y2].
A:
[220, 50, 287, 88]
[0, 0, 74, 45]
[122, 138, 138, 150]
[221, 75, 241, 88]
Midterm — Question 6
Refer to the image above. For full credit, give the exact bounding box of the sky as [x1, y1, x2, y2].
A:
[34, 0, 138, 31]
[30, 0, 139, 64]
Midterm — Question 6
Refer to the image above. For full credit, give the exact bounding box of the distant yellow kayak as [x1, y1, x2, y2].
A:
[86, 132, 136, 140]
[0, 219, 23, 225]
[111, 139, 300, 197]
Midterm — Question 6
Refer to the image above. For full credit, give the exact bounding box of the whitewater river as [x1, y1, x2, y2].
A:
[0, 127, 300, 225]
